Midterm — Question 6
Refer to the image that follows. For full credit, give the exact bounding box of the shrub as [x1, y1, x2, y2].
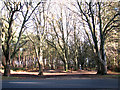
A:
[111, 66, 120, 72]
[12, 67, 26, 71]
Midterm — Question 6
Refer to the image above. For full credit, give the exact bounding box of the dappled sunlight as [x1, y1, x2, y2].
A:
[1, 69, 97, 76]
[1, 69, 120, 78]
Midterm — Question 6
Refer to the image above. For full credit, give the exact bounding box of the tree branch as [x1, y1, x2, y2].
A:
[105, 24, 120, 37]
[103, 13, 120, 34]
[26, 2, 42, 22]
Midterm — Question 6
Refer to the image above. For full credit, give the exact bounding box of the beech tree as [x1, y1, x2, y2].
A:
[104, 2, 120, 70]
[46, 7, 73, 71]
[1, 1, 41, 76]
[76, 1, 120, 74]
[27, 0, 48, 75]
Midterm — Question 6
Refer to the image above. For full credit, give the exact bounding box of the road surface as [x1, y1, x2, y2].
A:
[2, 78, 119, 89]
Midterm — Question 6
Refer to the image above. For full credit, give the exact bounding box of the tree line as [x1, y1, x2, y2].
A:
[0, 0, 119, 76]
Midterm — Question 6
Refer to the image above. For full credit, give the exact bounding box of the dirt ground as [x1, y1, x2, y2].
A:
[1, 69, 120, 80]
[1, 69, 119, 75]
[1, 69, 97, 75]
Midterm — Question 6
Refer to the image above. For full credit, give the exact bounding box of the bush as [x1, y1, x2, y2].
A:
[111, 66, 120, 72]
[12, 67, 26, 71]
[114, 66, 120, 72]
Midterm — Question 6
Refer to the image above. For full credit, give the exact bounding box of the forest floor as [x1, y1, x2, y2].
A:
[1, 69, 120, 80]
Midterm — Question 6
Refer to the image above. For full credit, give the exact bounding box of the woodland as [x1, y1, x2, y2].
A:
[0, 0, 119, 76]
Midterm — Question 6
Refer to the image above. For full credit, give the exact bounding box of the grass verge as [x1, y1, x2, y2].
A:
[2, 76, 19, 80]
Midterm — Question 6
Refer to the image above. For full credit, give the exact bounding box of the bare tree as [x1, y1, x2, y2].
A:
[27, 1, 49, 75]
[1, 1, 41, 76]
[76, 1, 120, 74]
[46, 5, 73, 71]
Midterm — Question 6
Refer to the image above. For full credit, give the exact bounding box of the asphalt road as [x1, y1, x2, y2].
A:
[2, 78, 119, 88]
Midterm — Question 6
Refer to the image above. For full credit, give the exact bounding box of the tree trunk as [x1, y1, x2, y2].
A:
[51, 64, 54, 70]
[3, 48, 11, 76]
[18, 48, 20, 67]
[64, 59, 68, 71]
[99, 41, 107, 75]
[81, 63, 84, 70]
[55, 58, 59, 69]
[42, 59, 45, 70]
[3, 64, 10, 76]
[12, 58, 15, 67]
[64, 63, 68, 71]
[96, 60, 102, 74]
[38, 61, 43, 75]
[77, 59, 80, 70]
[25, 56, 28, 68]
[97, 62, 107, 75]
[50, 55, 54, 70]
[100, 62, 107, 75]
[96, 55, 107, 75]
[74, 59, 78, 71]
[38, 49, 43, 75]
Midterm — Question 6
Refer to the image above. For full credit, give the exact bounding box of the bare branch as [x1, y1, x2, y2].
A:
[103, 13, 120, 34]
[105, 24, 120, 37]
[26, 2, 42, 22]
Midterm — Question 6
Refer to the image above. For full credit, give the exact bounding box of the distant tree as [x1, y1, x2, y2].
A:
[27, 1, 49, 75]
[46, 7, 72, 71]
